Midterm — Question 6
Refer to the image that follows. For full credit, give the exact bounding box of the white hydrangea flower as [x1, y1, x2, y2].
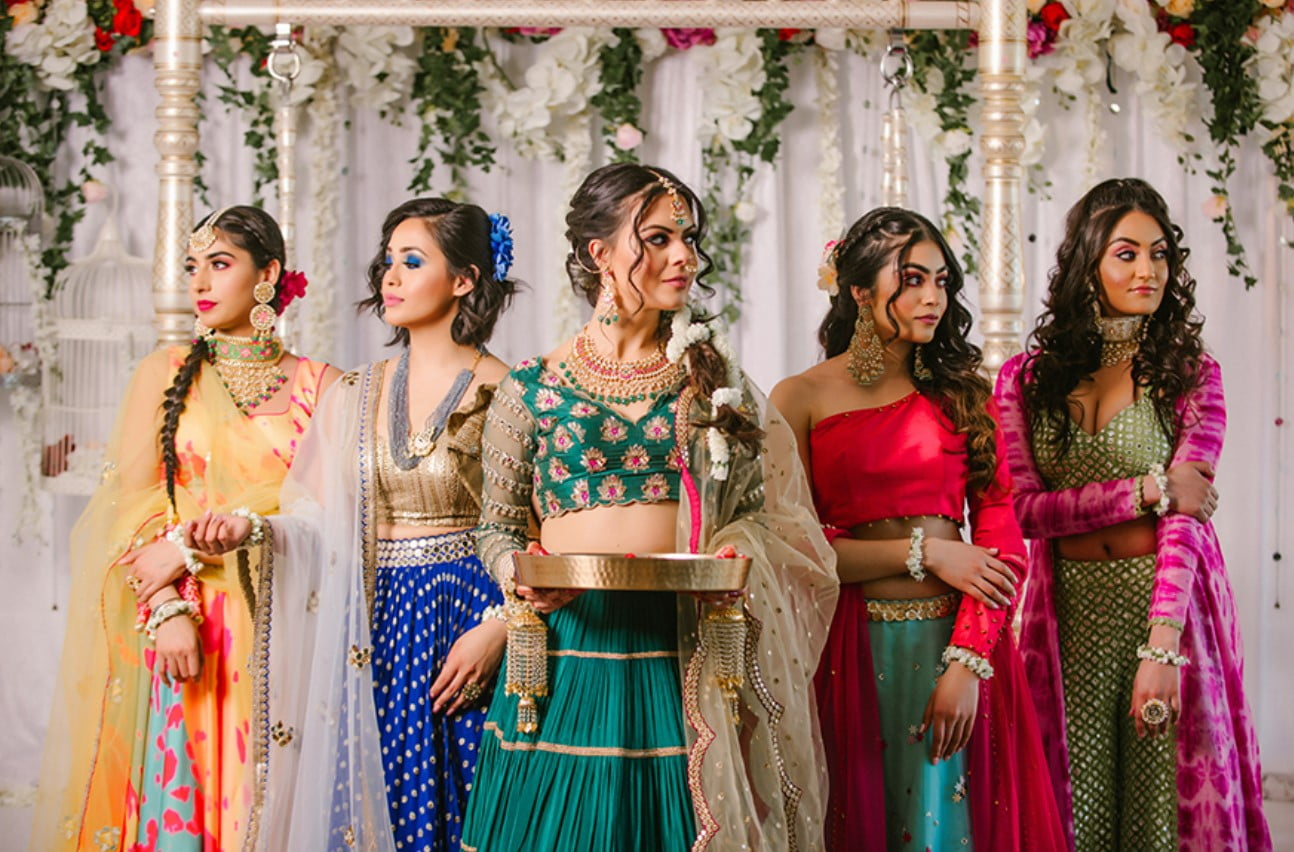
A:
[5, 0, 98, 92]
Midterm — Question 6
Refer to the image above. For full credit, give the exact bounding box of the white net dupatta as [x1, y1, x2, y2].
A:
[261, 364, 397, 851]
[675, 378, 839, 851]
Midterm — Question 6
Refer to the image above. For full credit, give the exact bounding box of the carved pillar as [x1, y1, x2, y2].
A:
[976, 0, 1026, 374]
[152, 0, 202, 345]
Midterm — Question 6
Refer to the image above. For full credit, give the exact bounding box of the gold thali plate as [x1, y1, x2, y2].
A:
[512, 552, 750, 592]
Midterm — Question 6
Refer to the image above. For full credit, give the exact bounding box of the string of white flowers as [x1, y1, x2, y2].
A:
[667, 304, 742, 480]
[301, 70, 340, 360]
[815, 48, 845, 252]
[1110, 3, 1199, 159]
[553, 120, 592, 343]
[1081, 84, 1107, 191]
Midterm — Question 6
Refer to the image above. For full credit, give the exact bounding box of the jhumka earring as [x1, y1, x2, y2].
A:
[596, 269, 620, 326]
[913, 345, 934, 381]
[848, 305, 886, 386]
[250, 278, 277, 338]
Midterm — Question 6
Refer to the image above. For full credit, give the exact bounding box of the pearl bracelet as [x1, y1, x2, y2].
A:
[1148, 463, 1171, 517]
[906, 526, 927, 582]
[144, 598, 201, 640]
[230, 507, 267, 546]
[941, 645, 994, 680]
[1137, 643, 1190, 667]
[165, 525, 204, 576]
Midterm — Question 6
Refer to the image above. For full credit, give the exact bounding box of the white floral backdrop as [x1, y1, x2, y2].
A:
[2, 25, 1294, 839]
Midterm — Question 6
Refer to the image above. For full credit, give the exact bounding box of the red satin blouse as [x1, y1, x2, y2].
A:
[809, 390, 1026, 659]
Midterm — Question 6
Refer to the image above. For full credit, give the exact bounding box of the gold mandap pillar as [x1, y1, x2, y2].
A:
[152, 0, 202, 346]
[976, 0, 1027, 374]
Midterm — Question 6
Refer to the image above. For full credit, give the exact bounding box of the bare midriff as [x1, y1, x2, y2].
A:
[858, 515, 960, 601]
[377, 522, 476, 540]
[539, 501, 681, 555]
[1055, 513, 1157, 561]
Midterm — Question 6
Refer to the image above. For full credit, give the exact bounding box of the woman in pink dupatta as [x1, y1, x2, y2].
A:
[995, 178, 1270, 851]
[776, 207, 1064, 851]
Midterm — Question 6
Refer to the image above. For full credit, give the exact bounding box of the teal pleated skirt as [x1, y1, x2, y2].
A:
[460, 590, 695, 851]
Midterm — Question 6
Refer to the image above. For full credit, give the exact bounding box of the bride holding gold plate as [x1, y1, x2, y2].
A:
[459, 163, 838, 851]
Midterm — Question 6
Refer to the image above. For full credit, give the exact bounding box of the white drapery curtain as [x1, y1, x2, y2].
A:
[2, 45, 1292, 802]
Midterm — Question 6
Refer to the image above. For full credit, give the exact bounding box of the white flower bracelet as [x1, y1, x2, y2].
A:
[1148, 463, 1171, 517]
[942, 645, 995, 680]
[906, 526, 926, 581]
[231, 507, 267, 547]
[144, 598, 201, 640]
[1137, 643, 1190, 667]
[165, 525, 204, 576]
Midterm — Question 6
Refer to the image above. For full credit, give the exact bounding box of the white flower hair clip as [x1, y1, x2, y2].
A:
[817, 239, 840, 297]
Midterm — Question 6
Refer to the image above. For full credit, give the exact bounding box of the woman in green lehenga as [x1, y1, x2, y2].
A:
[460, 163, 838, 851]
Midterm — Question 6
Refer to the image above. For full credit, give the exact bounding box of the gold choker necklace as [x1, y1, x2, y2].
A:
[209, 332, 288, 413]
[558, 329, 683, 405]
[1097, 316, 1146, 368]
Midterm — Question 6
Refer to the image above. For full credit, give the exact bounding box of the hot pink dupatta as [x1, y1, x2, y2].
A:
[995, 351, 1271, 851]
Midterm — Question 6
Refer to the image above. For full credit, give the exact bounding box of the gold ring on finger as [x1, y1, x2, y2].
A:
[1140, 697, 1170, 727]
[459, 681, 484, 703]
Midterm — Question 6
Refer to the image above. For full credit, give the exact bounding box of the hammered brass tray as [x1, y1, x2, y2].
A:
[512, 552, 750, 592]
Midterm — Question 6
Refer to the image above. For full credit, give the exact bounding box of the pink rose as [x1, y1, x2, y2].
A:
[277, 269, 308, 311]
[1201, 194, 1228, 220]
[661, 28, 716, 50]
[614, 123, 643, 151]
[81, 180, 109, 204]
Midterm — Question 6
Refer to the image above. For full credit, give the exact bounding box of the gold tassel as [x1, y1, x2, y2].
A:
[704, 602, 747, 725]
[504, 604, 548, 734]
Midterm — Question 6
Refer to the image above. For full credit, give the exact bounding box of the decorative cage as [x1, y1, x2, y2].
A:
[0, 155, 44, 388]
[41, 214, 155, 495]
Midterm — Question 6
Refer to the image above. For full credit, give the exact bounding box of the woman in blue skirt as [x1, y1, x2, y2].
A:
[193, 198, 518, 850]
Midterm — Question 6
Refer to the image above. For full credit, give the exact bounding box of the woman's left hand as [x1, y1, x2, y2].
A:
[429, 619, 507, 715]
[119, 538, 189, 602]
[691, 544, 746, 605]
[922, 661, 980, 764]
[1130, 659, 1181, 738]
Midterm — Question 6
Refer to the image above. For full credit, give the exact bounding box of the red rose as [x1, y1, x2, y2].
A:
[112, 1, 142, 37]
[1169, 22, 1196, 48]
[777, 28, 802, 41]
[1039, 1, 1070, 34]
[94, 26, 115, 52]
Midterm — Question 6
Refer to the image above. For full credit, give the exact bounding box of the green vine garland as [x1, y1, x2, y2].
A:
[408, 27, 493, 197]
[591, 28, 646, 163]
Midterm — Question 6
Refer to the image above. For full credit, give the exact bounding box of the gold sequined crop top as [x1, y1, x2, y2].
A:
[374, 384, 494, 527]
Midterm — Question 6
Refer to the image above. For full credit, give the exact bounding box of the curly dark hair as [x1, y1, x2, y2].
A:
[1022, 177, 1204, 452]
[819, 207, 999, 494]
[161, 205, 286, 511]
[358, 197, 520, 348]
[565, 163, 761, 451]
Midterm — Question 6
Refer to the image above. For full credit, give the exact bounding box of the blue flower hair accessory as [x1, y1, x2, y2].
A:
[488, 212, 514, 279]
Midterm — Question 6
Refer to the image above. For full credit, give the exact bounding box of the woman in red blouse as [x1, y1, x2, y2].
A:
[773, 208, 1064, 850]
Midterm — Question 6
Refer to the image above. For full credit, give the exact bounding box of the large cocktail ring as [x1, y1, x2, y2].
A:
[1140, 698, 1170, 726]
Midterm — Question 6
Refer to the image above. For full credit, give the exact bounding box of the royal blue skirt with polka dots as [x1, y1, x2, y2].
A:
[370, 530, 503, 851]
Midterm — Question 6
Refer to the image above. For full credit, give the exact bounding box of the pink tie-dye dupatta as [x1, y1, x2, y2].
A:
[994, 352, 1271, 851]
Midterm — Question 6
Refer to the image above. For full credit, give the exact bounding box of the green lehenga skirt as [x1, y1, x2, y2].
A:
[460, 590, 695, 851]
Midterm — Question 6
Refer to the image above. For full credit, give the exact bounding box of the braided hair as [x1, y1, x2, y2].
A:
[159, 206, 286, 511]
[564, 163, 762, 451]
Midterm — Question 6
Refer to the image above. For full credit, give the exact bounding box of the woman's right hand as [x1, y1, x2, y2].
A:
[922, 538, 1017, 609]
[515, 541, 583, 614]
[153, 612, 203, 686]
[1152, 461, 1217, 522]
[188, 511, 253, 556]
[119, 539, 189, 602]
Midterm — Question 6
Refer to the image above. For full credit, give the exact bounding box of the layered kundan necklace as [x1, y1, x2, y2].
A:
[1097, 315, 1146, 368]
[210, 332, 288, 413]
[559, 327, 683, 406]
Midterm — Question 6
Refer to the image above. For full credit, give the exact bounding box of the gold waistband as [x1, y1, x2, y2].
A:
[865, 593, 959, 622]
[374, 531, 477, 568]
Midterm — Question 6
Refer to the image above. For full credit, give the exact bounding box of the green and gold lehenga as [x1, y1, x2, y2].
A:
[460, 357, 838, 851]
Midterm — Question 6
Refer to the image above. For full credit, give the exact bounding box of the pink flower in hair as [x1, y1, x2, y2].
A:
[277, 269, 309, 312]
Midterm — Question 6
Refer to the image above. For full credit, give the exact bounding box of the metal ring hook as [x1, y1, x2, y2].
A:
[266, 22, 302, 87]
[880, 41, 914, 109]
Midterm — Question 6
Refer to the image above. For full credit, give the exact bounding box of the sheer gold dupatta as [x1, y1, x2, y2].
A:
[30, 348, 284, 851]
[675, 380, 839, 851]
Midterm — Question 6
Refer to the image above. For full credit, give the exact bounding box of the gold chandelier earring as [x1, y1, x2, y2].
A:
[250, 277, 278, 339]
[596, 269, 620, 326]
[913, 345, 934, 381]
[847, 303, 885, 386]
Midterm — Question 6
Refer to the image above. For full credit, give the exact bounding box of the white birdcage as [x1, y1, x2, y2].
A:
[0, 155, 44, 387]
[41, 214, 155, 495]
